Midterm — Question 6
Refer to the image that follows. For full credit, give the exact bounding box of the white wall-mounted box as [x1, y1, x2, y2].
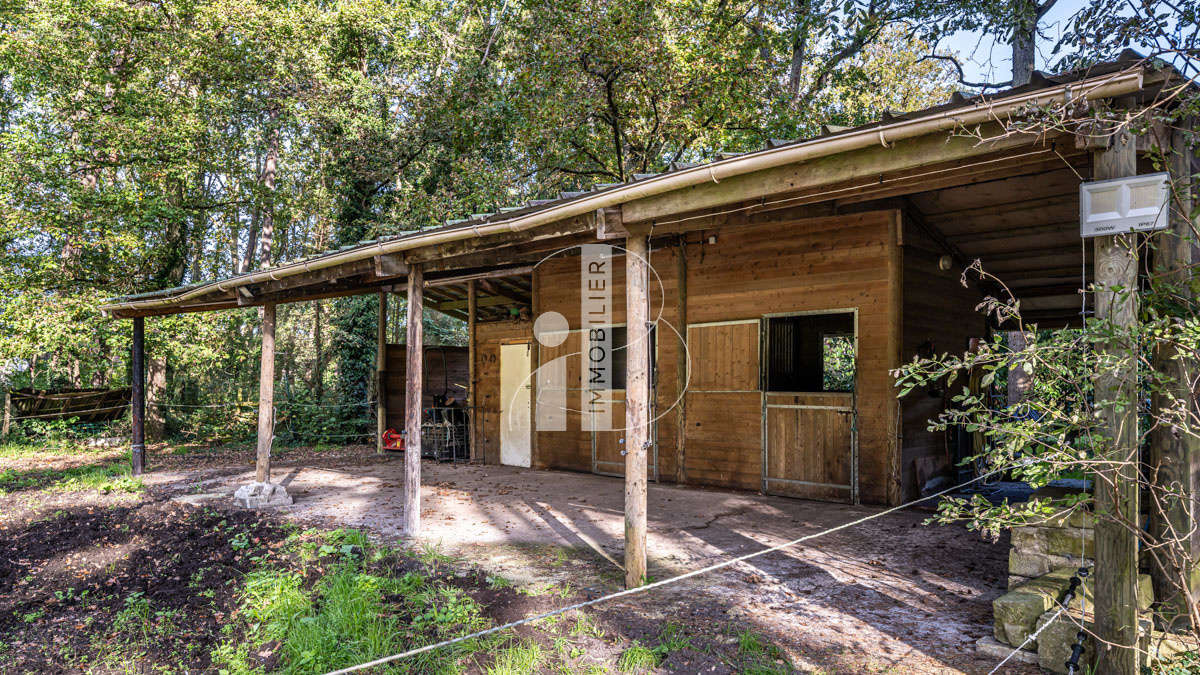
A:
[1080, 172, 1170, 237]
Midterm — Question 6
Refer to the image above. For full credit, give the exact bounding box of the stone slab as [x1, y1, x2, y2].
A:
[975, 635, 1039, 665]
[1035, 607, 1092, 674]
[234, 481, 293, 509]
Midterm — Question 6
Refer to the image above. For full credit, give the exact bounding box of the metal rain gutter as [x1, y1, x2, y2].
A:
[101, 68, 1144, 316]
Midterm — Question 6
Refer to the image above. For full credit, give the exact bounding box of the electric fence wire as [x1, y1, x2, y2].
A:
[323, 459, 1036, 675]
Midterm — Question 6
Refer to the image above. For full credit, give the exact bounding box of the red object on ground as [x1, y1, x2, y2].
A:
[382, 428, 405, 451]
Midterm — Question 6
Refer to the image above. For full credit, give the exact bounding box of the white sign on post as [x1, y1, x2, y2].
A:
[1079, 172, 1170, 237]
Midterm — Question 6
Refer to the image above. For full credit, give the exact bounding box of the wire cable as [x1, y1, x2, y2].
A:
[323, 461, 1029, 675]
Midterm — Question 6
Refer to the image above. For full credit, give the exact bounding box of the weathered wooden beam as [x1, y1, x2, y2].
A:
[1148, 119, 1200, 628]
[430, 295, 521, 312]
[467, 280, 477, 462]
[1091, 127, 1140, 675]
[130, 316, 145, 476]
[374, 253, 408, 278]
[405, 216, 592, 265]
[624, 229, 651, 588]
[595, 206, 628, 240]
[622, 127, 1066, 224]
[376, 291, 387, 455]
[403, 265, 424, 536]
[255, 259, 375, 294]
[256, 303, 276, 483]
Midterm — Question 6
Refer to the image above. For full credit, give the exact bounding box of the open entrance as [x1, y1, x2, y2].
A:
[499, 342, 532, 467]
[762, 310, 858, 503]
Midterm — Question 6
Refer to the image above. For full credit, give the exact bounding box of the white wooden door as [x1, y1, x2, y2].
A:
[499, 343, 532, 467]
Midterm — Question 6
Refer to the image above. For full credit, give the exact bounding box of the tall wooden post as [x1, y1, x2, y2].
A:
[624, 232, 651, 588]
[130, 316, 145, 475]
[2, 390, 12, 440]
[255, 303, 276, 484]
[377, 291, 388, 454]
[404, 264, 424, 535]
[467, 280, 477, 461]
[1092, 129, 1140, 675]
[1149, 121, 1200, 627]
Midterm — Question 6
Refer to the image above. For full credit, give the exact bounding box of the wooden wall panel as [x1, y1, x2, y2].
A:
[472, 320, 531, 464]
[383, 345, 470, 432]
[528, 210, 901, 504]
[686, 321, 759, 391]
[683, 392, 762, 490]
[900, 227, 987, 500]
[532, 245, 683, 481]
[684, 209, 900, 504]
[765, 395, 853, 501]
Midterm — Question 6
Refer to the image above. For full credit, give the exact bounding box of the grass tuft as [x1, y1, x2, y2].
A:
[486, 639, 544, 674]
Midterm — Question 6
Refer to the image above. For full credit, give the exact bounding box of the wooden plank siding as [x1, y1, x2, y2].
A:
[471, 320, 532, 464]
[899, 224, 987, 501]
[383, 345, 470, 432]
[521, 208, 904, 505]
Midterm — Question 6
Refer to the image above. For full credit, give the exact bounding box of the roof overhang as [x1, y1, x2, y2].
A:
[101, 65, 1157, 318]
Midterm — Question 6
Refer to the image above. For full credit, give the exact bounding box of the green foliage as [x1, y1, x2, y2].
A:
[0, 460, 143, 495]
[0, 0, 959, 449]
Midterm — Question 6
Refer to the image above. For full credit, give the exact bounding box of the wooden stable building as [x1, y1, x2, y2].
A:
[103, 55, 1195, 600]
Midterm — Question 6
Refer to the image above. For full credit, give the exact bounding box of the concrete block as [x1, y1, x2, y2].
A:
[1009, 549, 1077, 578]
[975, 635, 1038, 665]
[993, 573, 1066, 647]
[1035, 607, 1092, 674]
[1144, 630, 1195, 666]
[1008, 574, 1033, 590]
[1012, 525, 1094, 558]
[234, 482, 293, 508]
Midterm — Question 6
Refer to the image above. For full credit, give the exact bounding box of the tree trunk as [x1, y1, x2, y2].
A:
[258, 109, 280, 268]
[313, 300, 324, 401]
[787, 0, 809, 100]
[1010, 0, 1038, 86]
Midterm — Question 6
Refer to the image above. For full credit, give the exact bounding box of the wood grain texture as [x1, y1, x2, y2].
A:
[1091, 129, 1139, 675]
[472, 320, 531, 465]
[404, 266, 424, 535]
[255, 304, 275, 483]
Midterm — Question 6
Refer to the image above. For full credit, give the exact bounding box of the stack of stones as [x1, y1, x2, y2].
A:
[982, 504, 1186, 672]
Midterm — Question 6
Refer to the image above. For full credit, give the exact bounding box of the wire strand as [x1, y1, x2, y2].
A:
[323, 461, 1029, 675]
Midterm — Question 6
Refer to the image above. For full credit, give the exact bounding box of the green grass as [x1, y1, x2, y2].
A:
[0, 461, 144, 495]
[615, 622, 694, 673]
[617, 642, 659, 673]
[486, 639, 544, 674]
[736, 629, 792, 674]
[214, 529, 504, 674]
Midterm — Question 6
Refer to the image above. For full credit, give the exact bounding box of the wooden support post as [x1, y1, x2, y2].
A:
[1149, 120, 1200, 627]
[2, 390, 11, 440]
[377, 291, 387, 455]
[404, 264, 424, 535]
[467, 280, 477, 461]
[255, 303, 276, 484]
[624, 231, 651, 588]
[130, 316, 145, 475]
[675, 240, 687, 484]
[1092, 129, 1140, 675]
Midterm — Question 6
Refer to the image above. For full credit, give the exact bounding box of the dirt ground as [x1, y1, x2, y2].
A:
[122, 444, 1030, 674]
